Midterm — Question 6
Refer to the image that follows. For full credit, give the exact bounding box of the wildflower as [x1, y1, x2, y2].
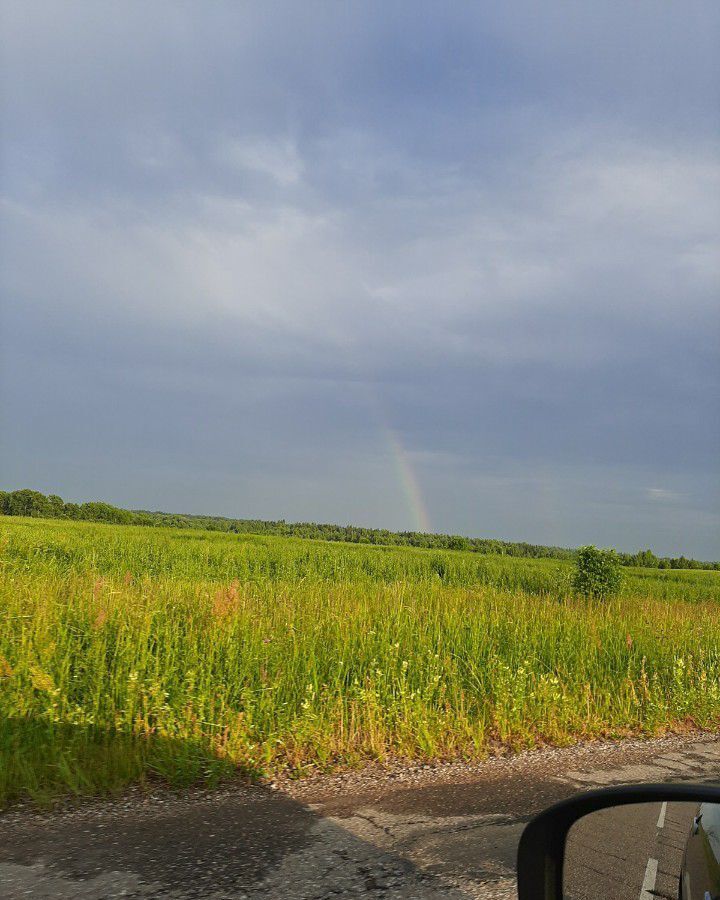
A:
[31, 668, 55, 692]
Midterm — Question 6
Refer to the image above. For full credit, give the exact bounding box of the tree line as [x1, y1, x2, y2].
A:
[1, 487, 717, 571]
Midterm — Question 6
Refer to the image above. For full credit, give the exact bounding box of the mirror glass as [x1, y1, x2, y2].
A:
[563, 801, 720, 900]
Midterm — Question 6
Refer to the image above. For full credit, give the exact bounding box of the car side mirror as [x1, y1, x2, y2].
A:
[516, 782, 720, 899]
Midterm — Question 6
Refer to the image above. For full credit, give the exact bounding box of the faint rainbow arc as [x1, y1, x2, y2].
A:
[384, 427, 432, 534]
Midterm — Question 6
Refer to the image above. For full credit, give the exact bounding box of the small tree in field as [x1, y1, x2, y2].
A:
[572, 545, 622, 600]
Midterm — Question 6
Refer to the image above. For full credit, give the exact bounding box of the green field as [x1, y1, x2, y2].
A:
[1, 516, 719, 807]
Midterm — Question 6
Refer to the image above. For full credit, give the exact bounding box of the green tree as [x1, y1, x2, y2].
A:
[572, 545, 623, 600]
[78, 502, 134, 525]
[3, 489, 51, 518]
[47, 494, 65, 518]
[635, 548, 658, 568]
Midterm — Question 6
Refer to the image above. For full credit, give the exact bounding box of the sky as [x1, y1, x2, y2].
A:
[1, 2, 719, 558]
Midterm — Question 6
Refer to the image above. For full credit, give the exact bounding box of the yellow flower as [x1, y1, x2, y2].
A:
[31, 668, 55, 692]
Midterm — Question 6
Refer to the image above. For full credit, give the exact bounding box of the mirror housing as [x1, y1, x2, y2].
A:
[516, 782, 720, 900]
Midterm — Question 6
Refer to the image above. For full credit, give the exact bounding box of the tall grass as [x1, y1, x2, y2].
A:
[1, 516, 719, 807]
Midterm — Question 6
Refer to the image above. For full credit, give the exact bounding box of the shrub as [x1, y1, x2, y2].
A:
[572, 545, 623, 600]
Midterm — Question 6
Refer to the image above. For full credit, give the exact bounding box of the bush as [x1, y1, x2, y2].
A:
[572, 545, 623, 600]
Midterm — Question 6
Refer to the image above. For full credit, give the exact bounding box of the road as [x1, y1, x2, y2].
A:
[564, 800, 697, 899]
[0, 734, 718, 899]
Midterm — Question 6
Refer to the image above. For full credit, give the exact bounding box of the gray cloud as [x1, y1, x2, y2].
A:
[1, 1, 718, 557]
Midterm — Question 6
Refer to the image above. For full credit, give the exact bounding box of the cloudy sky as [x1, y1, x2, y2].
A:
[1, 2, 719, 557]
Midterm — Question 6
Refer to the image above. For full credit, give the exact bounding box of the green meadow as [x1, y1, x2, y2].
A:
[1, 515, 719, 807]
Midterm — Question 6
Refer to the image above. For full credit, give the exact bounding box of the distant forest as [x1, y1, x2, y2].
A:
[1, 488, 717, 571]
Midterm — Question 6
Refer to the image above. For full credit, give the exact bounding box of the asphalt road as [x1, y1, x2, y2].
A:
[1, 734, 718, 899]
[564, 800, 696, 899]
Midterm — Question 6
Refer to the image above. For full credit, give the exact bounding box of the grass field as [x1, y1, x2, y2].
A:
[1, 515, 719, 808]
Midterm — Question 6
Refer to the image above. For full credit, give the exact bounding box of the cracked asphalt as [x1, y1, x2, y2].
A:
[1, 733, 718, 899]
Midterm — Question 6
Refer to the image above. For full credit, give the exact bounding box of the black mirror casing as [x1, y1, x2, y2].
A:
[516, 782, 720, 900]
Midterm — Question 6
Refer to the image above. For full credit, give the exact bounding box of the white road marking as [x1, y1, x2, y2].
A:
[657, 801, 667, 829]
[640, 858, 658, 900]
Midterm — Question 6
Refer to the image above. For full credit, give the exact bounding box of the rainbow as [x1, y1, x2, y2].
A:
[362, 385, 432, 534]
[384, 426, 432, 534]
